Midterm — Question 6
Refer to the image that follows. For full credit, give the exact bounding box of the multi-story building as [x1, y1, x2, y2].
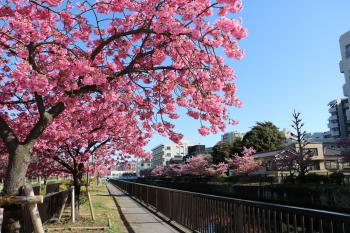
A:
[151, 141, 193, 167]
[305, 132, 334, 142]
[110, 160, 137, 177]
[187, 145, 206, 157]
[135, 159, 152, 176]
[339, 31, 350, 116]
[182, 144, 213, 162]
[325, 31, 350, 138]
[221, 131, 245, 143]
[327, 98, 350, 138]
[281, 128, 293, 145]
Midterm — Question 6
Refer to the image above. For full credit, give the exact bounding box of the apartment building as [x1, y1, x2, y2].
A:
[253, 142, 350, 181]
[328, 98, 350, 138]
[135, 159, 152, 176]
[221, 131, 245, 143]
[151, 141, 193, 167]
[325, 31, 350, 138]
[182, 144, 213, 162]
[339, 31, 350, 114]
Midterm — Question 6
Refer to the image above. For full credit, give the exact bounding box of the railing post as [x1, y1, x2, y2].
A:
[156, 189, 158, 211]
[0, 208, 3, 232]
[169, 191, 172, 219]
[147, 186, 149, 205]
[235, 202, 244, 233]
[71, 186, 75, 223]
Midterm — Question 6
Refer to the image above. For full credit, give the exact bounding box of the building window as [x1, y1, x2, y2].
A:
[306, 148, 318, 157]
[325, 161, 338, 169]
[166, 153, 171, 157]
[346, 44, 350, 58]
[308, 161, 320, 170]
[343, 162, 350, 168]
[166, 146, 171, 150]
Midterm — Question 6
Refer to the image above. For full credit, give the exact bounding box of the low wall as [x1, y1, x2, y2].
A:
[136, 178, 350, 213]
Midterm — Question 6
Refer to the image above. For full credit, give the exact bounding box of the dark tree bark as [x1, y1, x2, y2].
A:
[3, 145, 31, 196]
[0, 102, 64, 233]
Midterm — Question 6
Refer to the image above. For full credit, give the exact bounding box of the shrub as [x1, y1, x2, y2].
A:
[59, 180, 72, 190]
[329, 172, 345, 185]
[296, 174, 328, 184]
[222, 174, 272, 184]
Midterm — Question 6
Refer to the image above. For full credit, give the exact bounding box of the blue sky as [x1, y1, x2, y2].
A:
[145, 0, 350, 151]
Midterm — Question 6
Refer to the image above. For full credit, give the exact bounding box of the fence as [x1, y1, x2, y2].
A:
[32, 183, 61, 195]
[110, 179, 350, 233]
[45, 183, 60, 194]
[136, 179, 350, 212]
[21, 189, 70, 233]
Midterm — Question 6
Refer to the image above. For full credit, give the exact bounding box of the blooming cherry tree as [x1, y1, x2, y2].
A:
[0, 0, 246, 203]
[228, 147, 260, 175]
[27, 109, 148, 205]
[181, 155, 211, 176]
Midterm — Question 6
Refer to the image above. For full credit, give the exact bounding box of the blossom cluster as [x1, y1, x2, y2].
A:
[150, 147, 260, 178]
[226, 147, 261, 175]
[0, 0, 246, 184]
[151, 155, 228, 177]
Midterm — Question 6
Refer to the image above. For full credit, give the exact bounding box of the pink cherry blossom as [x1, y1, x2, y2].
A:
[227, 147, 261, 175]
[150, 155, 228, 177]
[0, 0, 246, 198]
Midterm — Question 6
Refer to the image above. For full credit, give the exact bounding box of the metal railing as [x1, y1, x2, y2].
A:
[110, 179, 350, 233]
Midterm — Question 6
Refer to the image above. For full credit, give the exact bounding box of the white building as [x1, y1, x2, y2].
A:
[305, 132, 334, 142]
[221, 131, 245, 143]
[151, 141, 193, 168]
[328, 98, 350, 138]
[135, 159, 152, 176]
[325, 31, 350, 138]
[339, 31, 350, 119]
[281, 128, 293, 145]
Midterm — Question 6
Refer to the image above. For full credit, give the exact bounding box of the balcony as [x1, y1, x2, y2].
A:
[328, 115, 338, 121]
[328, 107, 337, 113]
[339, 60, 344, 73]
[343, 84, 349, 97]
[330, 130, 340, 137]
[347, 109, 350, 121]
[344, 102, 350, 109]
[328, 122, 339, 129]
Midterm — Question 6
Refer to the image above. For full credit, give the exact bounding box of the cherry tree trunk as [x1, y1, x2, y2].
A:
[3, 145, 31, 195]
[2, 145, 32, 233]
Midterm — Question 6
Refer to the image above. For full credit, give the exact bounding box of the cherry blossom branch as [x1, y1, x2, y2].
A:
[24, 102, 65, 144]
[53, 156, 74, 173]
[90, 28, 153, 61]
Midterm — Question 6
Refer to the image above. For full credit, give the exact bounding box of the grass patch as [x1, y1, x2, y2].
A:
[44, 183, 126, 233]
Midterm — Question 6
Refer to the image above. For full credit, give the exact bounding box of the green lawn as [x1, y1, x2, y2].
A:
[45, 183, 126, 233]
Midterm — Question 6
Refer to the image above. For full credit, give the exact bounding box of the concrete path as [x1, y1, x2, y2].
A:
[106, 183, 183, 233]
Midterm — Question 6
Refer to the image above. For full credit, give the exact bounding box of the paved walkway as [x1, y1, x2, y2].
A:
[106, 183, 183, 233]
